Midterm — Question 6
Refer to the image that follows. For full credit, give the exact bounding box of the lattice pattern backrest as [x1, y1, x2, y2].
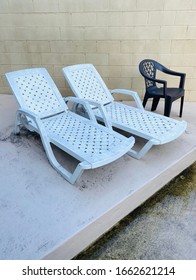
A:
[63, 64, 114, 104]
[142, 61, 156, 88]
[6, 68, 66, 118]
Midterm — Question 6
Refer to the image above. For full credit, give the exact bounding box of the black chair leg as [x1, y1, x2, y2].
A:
[142, 95, 148, 108]
[164, 99, 172, 117]
[151, 98, 160, 111]
[179, 96, 184, 117]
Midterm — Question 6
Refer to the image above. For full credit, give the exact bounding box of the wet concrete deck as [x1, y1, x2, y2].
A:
[0, 94, 195, 260]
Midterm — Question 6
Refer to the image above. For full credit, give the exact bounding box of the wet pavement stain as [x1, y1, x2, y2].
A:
[74, 162, 196, 260]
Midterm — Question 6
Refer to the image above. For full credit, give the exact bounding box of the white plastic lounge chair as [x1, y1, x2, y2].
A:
[5, 68, 135, 184]
[62, 64, 187, 159]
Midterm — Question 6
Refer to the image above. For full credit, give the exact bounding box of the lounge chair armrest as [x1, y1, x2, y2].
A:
[83, 99, 113, 130]
[17, 108, 38, 120]
[64, 96, 113, 130]
[64, 96, 97, 122]
[15, 108, 44, 134]
[111, 89, 144, 110]
[81, 99, 113, 130]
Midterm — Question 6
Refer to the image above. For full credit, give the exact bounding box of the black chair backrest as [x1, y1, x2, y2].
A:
[139, 59, 166, 89]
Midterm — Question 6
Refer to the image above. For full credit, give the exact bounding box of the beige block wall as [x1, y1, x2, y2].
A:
[0, 0, 196, 101]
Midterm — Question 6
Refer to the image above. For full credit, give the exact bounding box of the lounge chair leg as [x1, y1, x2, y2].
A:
[39, 135, 89, 184]
[127, 140, 154, 159]
[55, 161, 87, 184]
[14, 111, 22, 134]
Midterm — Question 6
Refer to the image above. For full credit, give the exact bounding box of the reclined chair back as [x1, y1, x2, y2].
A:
[63, 64, 114, 105]
[6, 68, 67, 119]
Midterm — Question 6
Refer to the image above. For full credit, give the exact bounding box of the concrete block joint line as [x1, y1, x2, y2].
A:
[0, 0, 196, 102]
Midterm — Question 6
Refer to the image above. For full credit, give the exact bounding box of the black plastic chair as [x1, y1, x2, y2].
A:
[139, 59, 186, 117]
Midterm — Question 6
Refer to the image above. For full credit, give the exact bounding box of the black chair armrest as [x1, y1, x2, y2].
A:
[161, 67, 186, 88]
[142, 75, 167, 96]
[143, 75, 167, 87]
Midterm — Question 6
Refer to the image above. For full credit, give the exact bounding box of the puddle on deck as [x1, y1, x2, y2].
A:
[74, 163, 196, 260]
